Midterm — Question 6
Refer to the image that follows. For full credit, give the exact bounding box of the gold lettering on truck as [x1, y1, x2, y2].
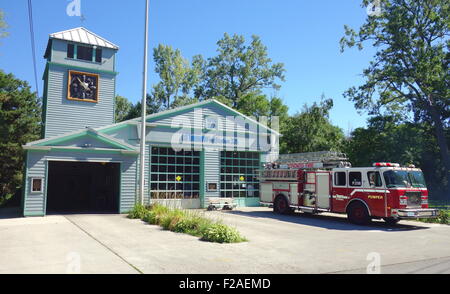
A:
[368, 195, 383, 200]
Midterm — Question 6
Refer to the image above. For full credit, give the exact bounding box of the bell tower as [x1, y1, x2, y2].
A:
[42, 27, 119, 138]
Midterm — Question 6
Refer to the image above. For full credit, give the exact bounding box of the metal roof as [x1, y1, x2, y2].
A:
[49, 27, 119, 50]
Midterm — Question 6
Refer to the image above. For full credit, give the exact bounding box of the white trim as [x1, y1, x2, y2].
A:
[30, 177, 44, 194]
[45, 158, 123, 163]
[350, 189, 390, 196]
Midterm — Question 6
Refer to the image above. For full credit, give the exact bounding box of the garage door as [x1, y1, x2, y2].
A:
[46, 161, 120, 213]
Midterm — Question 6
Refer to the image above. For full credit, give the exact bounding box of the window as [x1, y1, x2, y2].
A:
[77, 46, 93, 61]
[220, 151, 260, 198]
[334, 172, 346, 186]
[349, 172, 362, 187]
[367, 171, 382, 187]
[67, 44, 74, 59]
[95, 48, 102, 63]
[150, 147, 200, 199]
[31, 178, 43, 193]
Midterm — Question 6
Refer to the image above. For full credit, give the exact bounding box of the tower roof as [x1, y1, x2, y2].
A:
[49, 27, 119, 50]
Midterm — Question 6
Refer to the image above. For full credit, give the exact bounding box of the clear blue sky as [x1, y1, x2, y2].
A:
[0, 0, 376, 133]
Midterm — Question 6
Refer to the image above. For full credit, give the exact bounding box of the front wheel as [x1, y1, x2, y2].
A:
[347, 202, 371, 225]
[383, 217, 400, 226]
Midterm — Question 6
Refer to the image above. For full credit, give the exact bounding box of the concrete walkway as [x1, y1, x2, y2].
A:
[1, 207, 449, 274]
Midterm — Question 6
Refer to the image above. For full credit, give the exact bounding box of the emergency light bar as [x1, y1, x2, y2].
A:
[373, 162, 400, 167]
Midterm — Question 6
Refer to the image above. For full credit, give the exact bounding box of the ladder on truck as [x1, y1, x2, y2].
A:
[275, 151, 351, 169]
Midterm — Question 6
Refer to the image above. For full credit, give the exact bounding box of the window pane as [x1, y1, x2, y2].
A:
[334, 172, 346, 186]
[349, 172, 362, 187]
[77, 46, 93, 61]
[95, 48, 102, 63]
[67, 44, 74, 59]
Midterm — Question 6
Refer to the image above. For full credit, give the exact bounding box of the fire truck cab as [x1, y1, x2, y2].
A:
[259, 152, 439, 225]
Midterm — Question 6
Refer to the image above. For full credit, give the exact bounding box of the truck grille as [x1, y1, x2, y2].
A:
[405, 192, 422, 208]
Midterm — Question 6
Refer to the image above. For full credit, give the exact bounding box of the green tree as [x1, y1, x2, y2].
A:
[196, 33, 285, 108]
[344, 115, 449, 200]
[152, 44, 202, 109]
[0, 9, 8, 40]
[340, 0, 450, 188]
[114, 95, 133, 122]
[236, 93, 289, 130]
[280, 98, 345, 154]
[0, 71, 41, 206]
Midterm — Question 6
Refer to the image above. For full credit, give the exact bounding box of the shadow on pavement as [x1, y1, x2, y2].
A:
[0, 207, 22, 220]
[222, 209, 430, 232]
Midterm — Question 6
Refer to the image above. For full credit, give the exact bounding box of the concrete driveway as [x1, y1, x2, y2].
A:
[1, 207, 450, 274]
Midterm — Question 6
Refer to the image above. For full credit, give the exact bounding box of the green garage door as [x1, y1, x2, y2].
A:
[220, 151, 260, 199]
[150, 147, 200, 199]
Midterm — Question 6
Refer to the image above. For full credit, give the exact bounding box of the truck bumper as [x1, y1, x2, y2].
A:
[391, 208, 439, 219]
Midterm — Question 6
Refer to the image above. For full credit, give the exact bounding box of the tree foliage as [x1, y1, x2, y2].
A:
[341, 0, 450, 189]
[0, 9, 8, 40]
[344, 114, 449, 200]
[195, 33, 285, 108]
[280, 98, 345, 154]
[114, 95, 133, 122]
[152, 44, 202, 109]
[0, 71, 41, 205]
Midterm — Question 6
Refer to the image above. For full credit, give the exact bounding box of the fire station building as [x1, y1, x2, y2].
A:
[22, 28, 279, 216]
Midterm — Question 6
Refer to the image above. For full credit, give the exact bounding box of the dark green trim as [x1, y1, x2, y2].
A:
[21, 151, 28, 216]
[43, 161, 48, 216]
[34, 130, 136, 151]
[200, 150, 206, 209]
[47, 61, 118, 76]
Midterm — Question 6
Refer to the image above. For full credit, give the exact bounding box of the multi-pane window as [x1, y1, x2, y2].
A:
[150, 147, 200, 199]
[220, 151, 260, 198]
[67, 44, 102, 63]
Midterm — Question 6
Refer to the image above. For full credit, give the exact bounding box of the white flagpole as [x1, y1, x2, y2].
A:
[139, 0, 149, 206]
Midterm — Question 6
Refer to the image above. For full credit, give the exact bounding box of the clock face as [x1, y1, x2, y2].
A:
[68, 71, 99, 102]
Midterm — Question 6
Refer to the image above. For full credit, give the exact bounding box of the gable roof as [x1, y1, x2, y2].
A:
[24, 127, 138, 154]
[129, 99, 281, 136]
[49, 27, 119, 50]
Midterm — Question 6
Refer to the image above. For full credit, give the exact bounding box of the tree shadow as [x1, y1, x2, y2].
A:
[222, 209, 430, 232]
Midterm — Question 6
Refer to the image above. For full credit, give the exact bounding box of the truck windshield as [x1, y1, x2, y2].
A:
[408, 171, 427, 188]
[383, 170, 427, 188]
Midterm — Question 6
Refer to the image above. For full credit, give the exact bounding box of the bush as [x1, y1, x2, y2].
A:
[417, 210, 449, 225]
[201, 223, 247, 243]
[160, 209, 186, 230]
[173, 215, 213, 236]
[127, 204, 148, 219]
[128, 203, 247, 243]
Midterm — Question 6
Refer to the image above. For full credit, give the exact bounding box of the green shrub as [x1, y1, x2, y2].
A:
[160, 209, 186, 230]
[129, 203, 247, 243]
[201, 223, 247, 243]
[438, 210, 449, 224]
[127, 204, 148, 219]
[173, 215, 213, 236]
[142, 210, 157, 224]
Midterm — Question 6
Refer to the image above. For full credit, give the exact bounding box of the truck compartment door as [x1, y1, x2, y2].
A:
[260, 183, 273, 203]
[316, 173, 331, 209]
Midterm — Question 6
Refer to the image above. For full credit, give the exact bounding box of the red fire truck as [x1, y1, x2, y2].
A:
[259, 151, 439, 225]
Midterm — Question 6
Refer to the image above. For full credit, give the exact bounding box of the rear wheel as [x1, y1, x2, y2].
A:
[274, 196, 291, 215]
[383, 217, 400, 226]
[347, 202, 371, 225]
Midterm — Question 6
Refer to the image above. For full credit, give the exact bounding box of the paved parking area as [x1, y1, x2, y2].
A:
[1, 207, 449, 274]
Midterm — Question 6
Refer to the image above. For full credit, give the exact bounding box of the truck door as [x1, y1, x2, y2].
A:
[316, 173, 330, 209]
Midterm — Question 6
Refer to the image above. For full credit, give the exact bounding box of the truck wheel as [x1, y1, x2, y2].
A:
[274, 196, 290, 215]
[383, 217, 400, 226]
[347, 202, 371, 225]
